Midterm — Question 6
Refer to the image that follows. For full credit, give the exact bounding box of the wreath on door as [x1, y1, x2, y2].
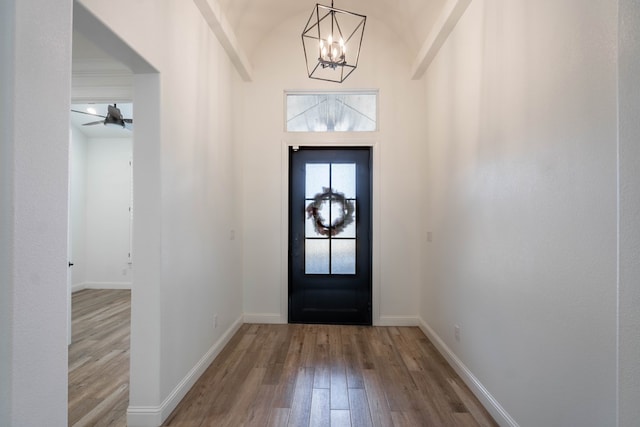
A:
[306, 187, 355, 237]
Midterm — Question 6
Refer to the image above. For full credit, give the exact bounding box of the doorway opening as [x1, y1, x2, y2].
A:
[69, 34, 134, 425]
[67, 101, 133, 424]
[70, 3, 159, 424]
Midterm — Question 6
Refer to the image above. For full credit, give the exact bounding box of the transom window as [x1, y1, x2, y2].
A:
[286, 91, 378, 132]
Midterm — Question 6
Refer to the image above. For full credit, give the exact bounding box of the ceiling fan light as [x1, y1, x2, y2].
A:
[104, 115, 126, 128]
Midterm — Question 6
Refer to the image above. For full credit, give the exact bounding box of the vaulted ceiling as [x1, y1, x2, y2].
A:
[216, 0, 448, 58]
[72, 0, 459, 83]
[196, 0, 469, 81]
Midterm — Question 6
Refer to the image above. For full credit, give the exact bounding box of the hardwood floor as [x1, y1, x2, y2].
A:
[68, 289, 131, 427]
[163, 324, 497, 427]
[68, 290, 496, 426]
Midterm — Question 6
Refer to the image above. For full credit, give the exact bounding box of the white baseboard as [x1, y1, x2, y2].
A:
[377, 315, 420, 326]
[243, 313, 284, 324]
[126, 315, 244, 427]
[418, 318, 519, 427]
[125, 407, 162, 427]
[73, 282, 132, 292]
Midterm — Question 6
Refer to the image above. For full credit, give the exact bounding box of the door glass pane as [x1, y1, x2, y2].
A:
[331, 240, 356, 274]
[334, 203, 356, 238]
[306, 164, 330, 198]
[331, 164, 355, 198]
[305, 239, 330, 274]
[329, 199, 343, 226]
[306, 207, 329, 238]
[304, 200, 330, 239]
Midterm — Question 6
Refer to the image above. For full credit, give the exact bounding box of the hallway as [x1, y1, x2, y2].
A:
[163, 324, 496, 426]
[4, 1, 639, 426]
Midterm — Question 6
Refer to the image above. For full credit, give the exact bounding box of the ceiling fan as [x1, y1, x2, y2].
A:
[71, 104, 133, 130]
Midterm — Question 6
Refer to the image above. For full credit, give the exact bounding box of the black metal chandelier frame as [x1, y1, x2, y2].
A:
[301, 1, 367, 83]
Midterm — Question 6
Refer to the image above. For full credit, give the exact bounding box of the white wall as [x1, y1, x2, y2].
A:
[85, 137, 133, 287]
[70, 127, 88, 288]
[239, 13, 427, 325]
[0, 0, 72, 425]
[70, 130, 133, 290]
[77, 1, 244, 424]
[421, 1, 618, 426]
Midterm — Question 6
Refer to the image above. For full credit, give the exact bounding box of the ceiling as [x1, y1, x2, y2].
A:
[217, 0, 448, 58]
[71, 31, 133, 138]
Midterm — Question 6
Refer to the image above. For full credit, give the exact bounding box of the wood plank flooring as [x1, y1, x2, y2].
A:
[163, 324, 497, 427]
[68, 290, 497, 426]
[68, 289, 131, 427]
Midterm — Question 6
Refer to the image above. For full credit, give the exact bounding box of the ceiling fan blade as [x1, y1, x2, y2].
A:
[124, 118, 133, 123]
[71, 109, 106, 119]
[82, 120, 104, 126]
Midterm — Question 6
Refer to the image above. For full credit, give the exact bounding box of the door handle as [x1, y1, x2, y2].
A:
[68, 262, 74, 267]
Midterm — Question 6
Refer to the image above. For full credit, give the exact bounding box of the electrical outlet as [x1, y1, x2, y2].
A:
[213, 315, 218, 329]
[454, 324, 460, 341]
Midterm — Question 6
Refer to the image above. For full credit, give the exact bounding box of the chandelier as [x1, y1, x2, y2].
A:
[301, 1, 367, 83]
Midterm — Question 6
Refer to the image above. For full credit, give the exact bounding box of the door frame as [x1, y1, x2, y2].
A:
[73, 3, 161, 422]
[280, 138, 381, 325]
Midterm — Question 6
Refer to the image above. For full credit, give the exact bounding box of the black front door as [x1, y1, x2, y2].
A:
[289, 147, 372, 325]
